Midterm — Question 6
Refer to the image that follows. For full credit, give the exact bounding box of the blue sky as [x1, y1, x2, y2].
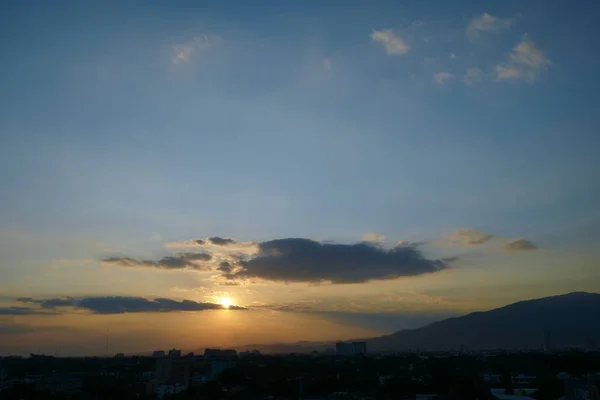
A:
[1, 0, 599, 355]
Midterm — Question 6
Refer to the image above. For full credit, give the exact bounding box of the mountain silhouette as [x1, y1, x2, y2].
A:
[366, 292, 600, 351]
[239, 292, 600, 353]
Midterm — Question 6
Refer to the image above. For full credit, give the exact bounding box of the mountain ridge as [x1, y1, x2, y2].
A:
[237, 292, 600, 353]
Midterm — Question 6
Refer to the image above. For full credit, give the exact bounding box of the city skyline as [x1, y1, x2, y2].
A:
[1, 0, 600, 356]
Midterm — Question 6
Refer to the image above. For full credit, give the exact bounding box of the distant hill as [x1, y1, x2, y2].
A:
[241, 292, 600, 353]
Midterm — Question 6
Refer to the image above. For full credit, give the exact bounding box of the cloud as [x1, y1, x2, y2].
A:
[323, 58, 332, 71]
[463, 67, 483, 86]
[504, 239, 538, 252]
[0, 306, 55, 315]
[17, 296, 246, 314]
[371, 29, 410, 55]
[217, 261, 234, 273]
[362, 233, 385, 244]
[467, 13, 514, 39]
[102, 252, 212, 271]
[171, 35, 222, 64]
[495, 37, 550, 83]
[444, 229, 493, 246]
[225, 238, 448, 284]
[433, 72, 454, 86]
[208, 237, 236, 246]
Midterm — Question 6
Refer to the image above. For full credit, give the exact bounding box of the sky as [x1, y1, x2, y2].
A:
[1, 0, 599, 356]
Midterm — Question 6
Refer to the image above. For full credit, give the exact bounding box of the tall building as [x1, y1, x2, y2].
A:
[203, 349, 238, 378]
[153, 358, 191, 390]
[335, 342, 354, 356]
[352, 341, 367, 355]
[543, 331, 553, 352]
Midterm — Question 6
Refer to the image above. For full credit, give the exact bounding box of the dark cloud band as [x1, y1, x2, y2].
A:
[16, 296, 246, 314]
[229, 238, 448, 284]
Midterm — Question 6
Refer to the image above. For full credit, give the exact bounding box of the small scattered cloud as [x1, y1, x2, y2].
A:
[217, 261, 234, 273]
[225, 238, 448, 284]
[504, 239, 538, 252]
[467, 13, 514, 39]
[444, 229, 493, 246]
[102, 252, 212, 271]
[208, 237, 236, 246]
[463, 67, 483, 86]
[449, 53, 457, 60]
[433, 72, 454, 86]
[171, 35, 222, 64]
[323, 58, 332, 71]
[362, 233, 385, 244]
[495, 36, 550, 83]
[17, 296, 246, 314]
[371, 29, 411, 56]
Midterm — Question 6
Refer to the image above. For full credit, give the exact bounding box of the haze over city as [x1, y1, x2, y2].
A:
[1, 0, 599, 357]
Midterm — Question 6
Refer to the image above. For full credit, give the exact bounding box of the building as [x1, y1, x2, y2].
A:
[152, 358, 191, 393]
[543, 330, 553, 352]
[168, 349, 182, 358]
[564, 376, 600, 400]
[203, 349, 238, 378]
[114, 353, 125, 358]
[156, 382, 187, 399]
[352, 341, 367, 355]
[153, 350, 165, 358]
[35, 377, 82, 395]
[336, 342, 354, 356]
[585, 336, 598, 352]
[336, 341, 366, 356]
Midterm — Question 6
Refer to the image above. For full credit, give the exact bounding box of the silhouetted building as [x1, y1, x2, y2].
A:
[335, 342, 354, 356]
[153, 350, 165, 358]
[564, 376, 600, 400]
[352, 341, 367, 355]
[585, 336, 597, 352]
[543, 330, 553, 352]
[151, 358, 191, 394]
[203, 349, 238, 378]
[168, 349, 181, 358]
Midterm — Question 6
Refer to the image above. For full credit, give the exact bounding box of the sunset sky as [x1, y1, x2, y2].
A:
[1, 0, 599, 356]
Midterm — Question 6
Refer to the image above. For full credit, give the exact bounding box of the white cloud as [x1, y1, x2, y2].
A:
[362, 233, 385, 244]
[433, 72, 454, 86]
[495, 37, 550, 83]
[449, 52, 457, 60]
[171, 35, 222, 64]
[323, 58, 332, 71]
[463, 67, 483, 86]
[467, 13, 514, 39]
[371, 29, 410, 56]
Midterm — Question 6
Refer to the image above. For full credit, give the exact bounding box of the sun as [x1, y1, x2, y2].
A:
[220, 297, 233, 308]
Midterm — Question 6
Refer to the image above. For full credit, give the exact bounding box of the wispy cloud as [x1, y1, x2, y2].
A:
[467, 13, 514, 39]
[495, 36, 550, 83]
[463, 67, 483, 86]
[102, 253, 212, 271]
[443, 229, 493, 246]
[371, 29, 410, 56]
[433, 72, 454, 86]
[504, 239, 538, 252]
[323, 58, 332, 71]
[171, 35, 222, 64]
[16, 296, 246, 314]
